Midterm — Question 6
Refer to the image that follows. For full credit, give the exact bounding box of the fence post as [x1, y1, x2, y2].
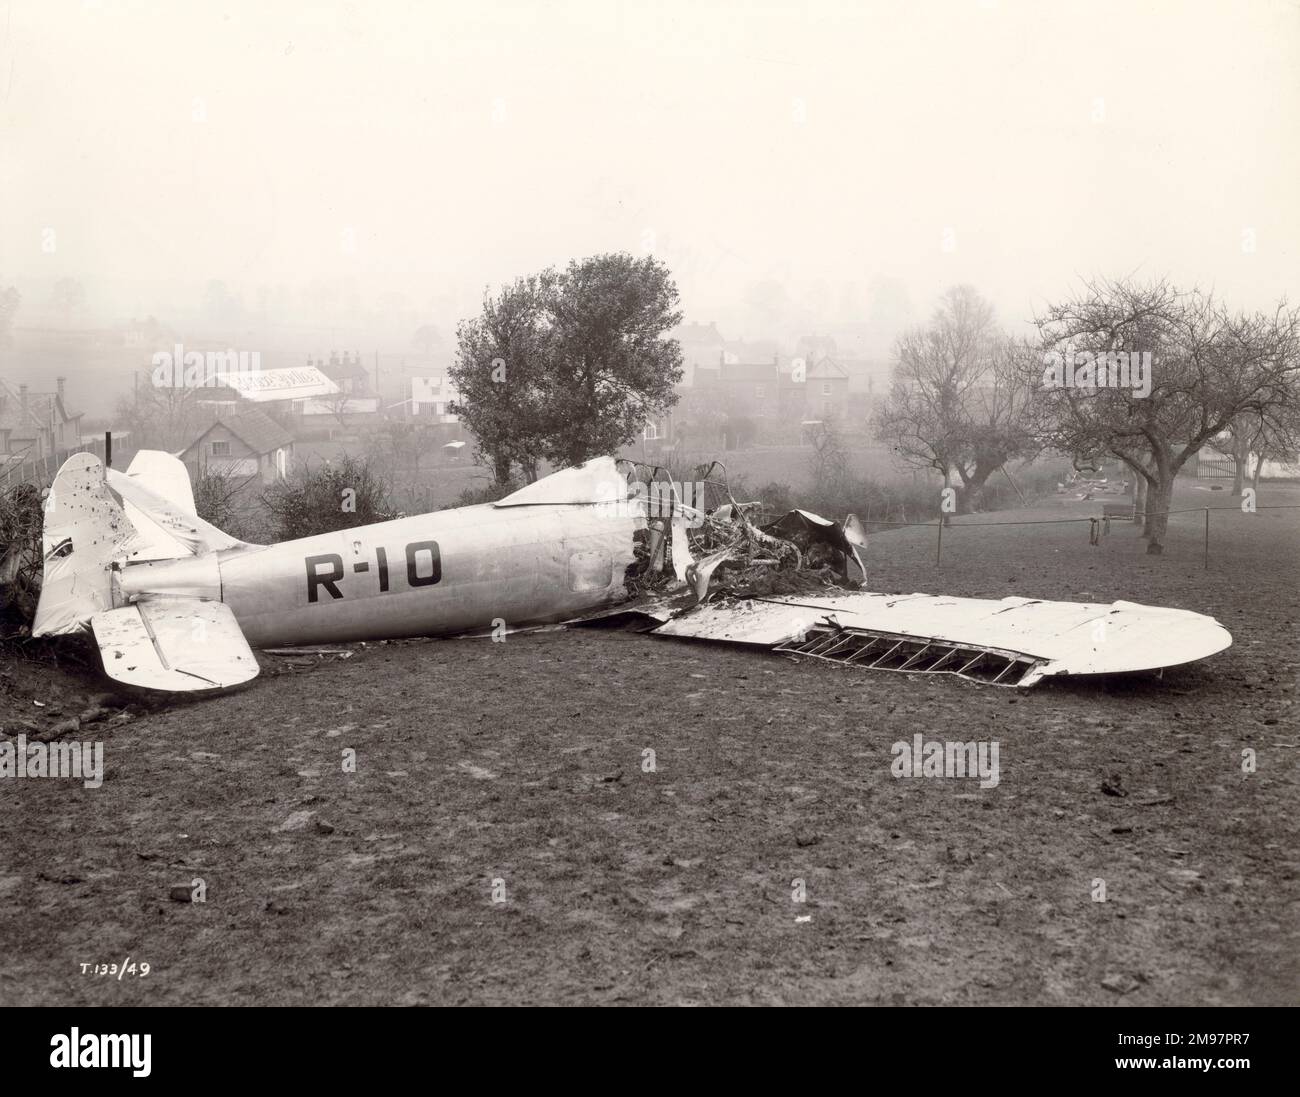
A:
[935, 516, 943, 566]
[1204, 507, 1210, 570]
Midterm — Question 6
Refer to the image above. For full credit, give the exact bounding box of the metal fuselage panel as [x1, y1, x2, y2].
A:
[214, 503, 640, 648]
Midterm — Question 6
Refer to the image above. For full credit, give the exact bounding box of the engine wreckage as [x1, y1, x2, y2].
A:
[32, 451, 1232, 692]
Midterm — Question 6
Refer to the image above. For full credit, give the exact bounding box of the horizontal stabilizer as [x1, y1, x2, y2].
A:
[108, 465, 253, 557]
[91, 599, 260, 692]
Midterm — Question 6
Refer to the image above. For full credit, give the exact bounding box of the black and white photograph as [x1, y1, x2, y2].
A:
[0, 0, 1296, 1069]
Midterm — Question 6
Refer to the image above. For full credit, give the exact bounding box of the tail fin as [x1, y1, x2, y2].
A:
[32, 452, 140, 635]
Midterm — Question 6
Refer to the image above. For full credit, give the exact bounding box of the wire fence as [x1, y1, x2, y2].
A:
[858, 503, 1300, 569]
[0, 438, 111, 490]
[857, 503, 1300, 532]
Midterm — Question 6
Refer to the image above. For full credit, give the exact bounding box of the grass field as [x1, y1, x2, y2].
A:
[0, 481, 1296, 1005]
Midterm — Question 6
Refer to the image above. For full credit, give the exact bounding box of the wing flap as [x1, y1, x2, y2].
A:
[91, 599, 260, 692]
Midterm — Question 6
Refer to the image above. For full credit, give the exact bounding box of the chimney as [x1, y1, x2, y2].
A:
[19, 384, 28, 418]
[56, 376, 66, 402]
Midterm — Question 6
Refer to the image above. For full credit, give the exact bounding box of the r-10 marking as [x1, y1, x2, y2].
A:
[306, 541, 441, 603]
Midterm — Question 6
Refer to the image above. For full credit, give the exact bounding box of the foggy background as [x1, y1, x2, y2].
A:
[1, 0, 1297, 417]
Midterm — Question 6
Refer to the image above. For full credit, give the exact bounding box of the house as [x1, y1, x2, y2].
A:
[190, 359, 381, 440]
[705, 357, 782, 421]
[180, 407, 295, 484]
[829, 356, 893, 397]
[313, 351, 372, 396]
[801, 355, 891, 428]
[408, 375, 461, 423]
[638, 407, 678, 456]
[676, 321, 726, 387]
[0, 377, 83, 461]
[802, 357, 852, 421]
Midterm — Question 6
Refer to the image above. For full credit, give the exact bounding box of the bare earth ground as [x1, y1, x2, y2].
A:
[1, 482, 1296, 1006]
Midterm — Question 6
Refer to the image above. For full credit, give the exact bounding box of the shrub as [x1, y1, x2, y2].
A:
[0, 483, 44, 633]
[261, 455, 394, 541]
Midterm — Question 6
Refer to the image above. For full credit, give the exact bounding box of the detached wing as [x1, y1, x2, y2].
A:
[91, 598, 260, 692]
[647, 592, 1232, 688]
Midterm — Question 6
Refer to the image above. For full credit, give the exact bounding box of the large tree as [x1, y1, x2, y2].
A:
[872, 285, 1037, 514]
[450, 253, 683, 483]
[450, 273, 553, 485]
[1032, 278, 1300, 551]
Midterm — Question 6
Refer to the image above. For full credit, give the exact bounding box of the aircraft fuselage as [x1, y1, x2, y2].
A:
[126, 502, 641, 648]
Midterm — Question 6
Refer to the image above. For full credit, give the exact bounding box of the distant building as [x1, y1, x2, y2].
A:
[180, 407, 294, 484]
[802, 357, 852, 420]
[638, 408, 678, 456]
[824, 355, 892, 396]
[702, 356, 782, 421]
[794, 334, 839, 364]
[799, 355, 892, 429]
[0, 377, 83, 460]
[723, 338, 781, 365]
[313, 351, 372, 396]
[676, 321, 726, 387]
[408, 375, 461, 423]
[188, 359, 384, 439]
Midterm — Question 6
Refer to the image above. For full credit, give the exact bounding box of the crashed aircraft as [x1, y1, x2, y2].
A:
[32, 451, 1231, 693]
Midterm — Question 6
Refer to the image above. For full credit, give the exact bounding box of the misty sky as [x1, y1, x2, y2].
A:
[1, 0, 1297, 343]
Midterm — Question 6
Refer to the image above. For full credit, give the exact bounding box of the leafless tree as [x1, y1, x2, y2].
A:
[1219, 401, 1300, 497]
[1032, 277, 1300, 551]
[114, 382, 206, 453]
[872, 285, 1037, 514]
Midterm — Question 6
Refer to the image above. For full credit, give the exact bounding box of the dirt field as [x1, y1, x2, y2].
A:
[1, 482, 1296, 1006]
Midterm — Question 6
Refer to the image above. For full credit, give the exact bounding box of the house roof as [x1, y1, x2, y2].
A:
[184, 407, 294, 458]
[320, 359, 370, 382]
[807, 358, 851, 381]
[0, 379, 80, 431]
[724, 339, 780, 362]
[678, 321, 725, 345]
[720, 361, 779, 385]
[796, 335, 839, 359]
